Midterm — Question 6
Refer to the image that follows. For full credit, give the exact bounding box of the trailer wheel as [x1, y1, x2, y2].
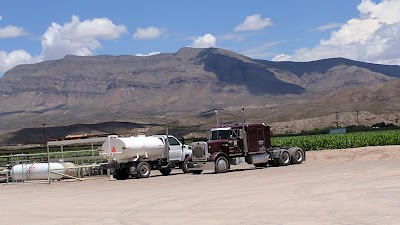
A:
[215, 156, 229, 173]
[192, 170, 202, 175]
[137, 162, 151, 178]
[291, 148, 304, 164]
[275, 151, 290, 166]
[114, 168, 130, 180]
[182, 157, 190, 174]
[159, 168, 172, 176]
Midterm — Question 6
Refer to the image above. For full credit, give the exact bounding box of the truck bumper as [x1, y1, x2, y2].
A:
[187, 161, 215, 171]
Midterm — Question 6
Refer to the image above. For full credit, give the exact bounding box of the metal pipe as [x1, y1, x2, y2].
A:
[165, 126, 170, 160]
[47, 145, 50, 184]
[215, 109, 220, 126]
[241, 108, 248, 154]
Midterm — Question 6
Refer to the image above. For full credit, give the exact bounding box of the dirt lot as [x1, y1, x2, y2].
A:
[1, 146, 400, 225]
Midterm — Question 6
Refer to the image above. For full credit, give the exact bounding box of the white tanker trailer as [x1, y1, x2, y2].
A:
[99, 134, 192, 180]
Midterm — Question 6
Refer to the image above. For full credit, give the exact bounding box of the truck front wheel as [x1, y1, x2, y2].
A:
[215, 157, 229, 173]
[137, 162, 151, 178]
[182, 157, 190, 174]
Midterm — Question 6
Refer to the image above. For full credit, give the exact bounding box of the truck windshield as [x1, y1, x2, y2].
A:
[211, 130, 230, 140]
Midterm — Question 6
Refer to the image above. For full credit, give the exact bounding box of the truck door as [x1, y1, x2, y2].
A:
[228, 129, 241, 154]
[167, 136, 183, 161]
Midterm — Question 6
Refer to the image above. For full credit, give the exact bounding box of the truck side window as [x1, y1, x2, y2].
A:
[168, 137, 180, 145]
[230, 129, 238, 138]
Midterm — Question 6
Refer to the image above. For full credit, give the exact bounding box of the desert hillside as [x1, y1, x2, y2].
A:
[1, 47, 400, 145]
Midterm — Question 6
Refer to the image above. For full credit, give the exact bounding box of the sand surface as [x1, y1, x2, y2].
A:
[1, 146, 400, 225]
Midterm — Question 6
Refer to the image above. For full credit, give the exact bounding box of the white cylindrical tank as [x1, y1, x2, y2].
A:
[101, 135, 166, 163]
[11, 163, 65, 181]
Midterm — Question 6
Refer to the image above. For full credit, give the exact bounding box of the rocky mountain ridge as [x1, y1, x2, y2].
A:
[0, 47, 400, 145]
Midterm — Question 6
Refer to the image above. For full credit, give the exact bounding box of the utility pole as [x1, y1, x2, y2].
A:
[42, 123, 47, 144]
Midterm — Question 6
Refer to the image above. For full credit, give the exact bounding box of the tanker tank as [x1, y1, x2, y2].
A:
[100, 135, 166, 163]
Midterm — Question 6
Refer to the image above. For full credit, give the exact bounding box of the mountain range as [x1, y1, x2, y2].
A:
[1, 47, 400, 145]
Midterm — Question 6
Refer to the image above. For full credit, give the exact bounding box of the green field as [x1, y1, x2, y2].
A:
[272, 130, 400, 151]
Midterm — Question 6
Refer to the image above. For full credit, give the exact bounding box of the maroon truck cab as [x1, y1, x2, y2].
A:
[189, 123, 305, 174]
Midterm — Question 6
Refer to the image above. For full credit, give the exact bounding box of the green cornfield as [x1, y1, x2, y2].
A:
[271, 130, 400, 151]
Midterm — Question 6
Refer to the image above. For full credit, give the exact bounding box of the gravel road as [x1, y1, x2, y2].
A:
[1, 146, 400, 225]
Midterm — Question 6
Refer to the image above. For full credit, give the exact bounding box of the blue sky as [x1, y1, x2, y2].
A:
[1, 0, 400, 76]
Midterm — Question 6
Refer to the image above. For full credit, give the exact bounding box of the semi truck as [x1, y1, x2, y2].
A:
[99, 134, 192, 180]
[188, 109, 305, 174]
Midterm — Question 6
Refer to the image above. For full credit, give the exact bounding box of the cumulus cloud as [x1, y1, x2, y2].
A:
[0, 15, 128, 74]
[191, 33, 216, 48]
[0, 16, 28, 38]
[234, 14, 272, 32]
[133, 26, 165, 40]
[273, 0, 400, 65]
[41, 15, 127, 60]
[0, 50, 42, 73]
[135, 51, 161, 56]
[0, 25, 27, 38]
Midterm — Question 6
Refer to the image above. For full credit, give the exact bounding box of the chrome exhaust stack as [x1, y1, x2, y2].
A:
[241, 108, 249, 154]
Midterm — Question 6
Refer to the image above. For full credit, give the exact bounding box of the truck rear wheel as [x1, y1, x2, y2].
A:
[114, 168, 130, 180]
[215, 156, 229, 173]
[136, 162, 151, 178]
[159, 168, 172, 176]
[275, 151, 290, 166]
[291, 148, 304, 164]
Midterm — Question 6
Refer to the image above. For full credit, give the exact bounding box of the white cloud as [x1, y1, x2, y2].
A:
[234, 14, 272, 32]
[313, 23, 342, 32]
[273, 0, 400, 65]
[191, 34, 216, 48]
[0, 50, 42, 73]
[41, 15, 127, 60]
[0, 16, 2, 21]
[133, 26, 165, 40]
[0, 25, 27, 38]
[135, 51, 161, 57]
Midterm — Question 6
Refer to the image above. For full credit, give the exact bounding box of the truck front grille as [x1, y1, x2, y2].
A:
[191, 141, 208, 161]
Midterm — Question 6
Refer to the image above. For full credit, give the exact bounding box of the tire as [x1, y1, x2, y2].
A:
[291, 149, 304, 164]
[276, 151, 290, 166]
[215, 157, 229, 173]
[182, 157, 190, 174]
[114, 168, 130, 180]
[136, 162, 151, 178]
[192, 170, 203, 175]
[254, 163, 268, 167]
[159, 168, 172, 176]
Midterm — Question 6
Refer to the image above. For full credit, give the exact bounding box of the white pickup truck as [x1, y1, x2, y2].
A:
[100, 134, 191, 180]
